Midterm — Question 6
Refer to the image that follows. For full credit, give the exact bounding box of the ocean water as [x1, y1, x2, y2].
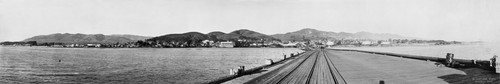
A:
[0, 47, 301, 83]
[335, 42, 500, 60]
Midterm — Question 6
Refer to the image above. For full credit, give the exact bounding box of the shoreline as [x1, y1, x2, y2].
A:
[0, 46, 300, 49]
[1, 43, 476, 49]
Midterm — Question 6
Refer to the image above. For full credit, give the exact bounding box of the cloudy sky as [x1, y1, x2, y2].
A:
[1, 0, 499, 42]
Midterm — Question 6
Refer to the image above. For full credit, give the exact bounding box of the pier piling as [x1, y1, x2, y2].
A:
[379, 80, 385, 84]
[265, 59, 273, 65]
[229, 69, 236, 75]
[491, 55, 500, 73]
[237, 66, 245, 75]
[229, 66, 246, 75]
[445, 53, 455, 67]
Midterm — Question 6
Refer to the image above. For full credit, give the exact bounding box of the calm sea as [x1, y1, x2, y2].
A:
[336, 42, 500, 60]
[0, 47, 301, 83]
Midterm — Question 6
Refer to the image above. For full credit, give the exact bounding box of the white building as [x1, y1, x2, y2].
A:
[281, 42, 298, 47]
[219, 41, 234, 48]
[361, 41, 373, 45]
[87, 44, 101, 47]
[326, 41, 335, 46]
[381, 41, 391, 45]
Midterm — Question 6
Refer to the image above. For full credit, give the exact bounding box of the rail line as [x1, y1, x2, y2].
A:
[245, 50, 346, 84]
[323, 50, 347, 84]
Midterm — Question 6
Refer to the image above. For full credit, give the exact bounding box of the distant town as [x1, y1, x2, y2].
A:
[1, 38, 462, 48]
[0, 28, 464, 48]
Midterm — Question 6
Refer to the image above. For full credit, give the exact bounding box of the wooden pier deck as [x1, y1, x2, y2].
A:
[244, 49, 465, 84]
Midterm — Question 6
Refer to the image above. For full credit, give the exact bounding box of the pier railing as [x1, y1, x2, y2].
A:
[205, 51, 306, 84]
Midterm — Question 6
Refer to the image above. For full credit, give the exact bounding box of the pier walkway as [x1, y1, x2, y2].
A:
[244, 49, 465, 84]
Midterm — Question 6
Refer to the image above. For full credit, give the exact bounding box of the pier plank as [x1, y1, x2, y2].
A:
[244, 49, 465, 84]
[245, 50, 346, 84]
[324, 50, 464, 84]
[245, 51, 317, 84]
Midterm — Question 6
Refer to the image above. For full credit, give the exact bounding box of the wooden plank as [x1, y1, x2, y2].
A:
[324, 50, 465, 84]
[245, 50, 348, 84]
[278, 51, 318, 84]
[244, 51, 318, 84]
[323, 50, 347, 84]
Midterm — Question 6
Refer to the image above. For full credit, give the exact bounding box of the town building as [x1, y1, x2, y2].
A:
[218, 41, 234, 48]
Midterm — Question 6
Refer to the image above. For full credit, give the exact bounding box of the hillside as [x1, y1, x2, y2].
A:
[23, 33, 151, 44]
[109, 34, 152, 41]
[206, 31, 226, 41]
[146, 32, 209, 43]
[146, 29, 280, 43]
[20, 28, 416, 44]
[217, 29, 280, 41]
[271, 28, 414, 41]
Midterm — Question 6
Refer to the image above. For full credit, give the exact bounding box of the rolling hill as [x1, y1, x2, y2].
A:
[146, 32, 209, 43]
[20, 28, 417, 44]
[271, 28, 415, 42]
[23, 33, 151, 44]
[216, 29, 280, 41]
[146, 29, 281, 43]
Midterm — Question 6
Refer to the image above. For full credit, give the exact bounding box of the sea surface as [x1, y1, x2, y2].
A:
[0, 47, 301, 83]
[336, 42, 500, 60]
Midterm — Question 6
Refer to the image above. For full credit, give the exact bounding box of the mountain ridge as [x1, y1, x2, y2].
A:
[21, 28, 418, 44]
[23, 33, 151, 44]
[146, 29, 280, 43]
[270, 28, 417, 42]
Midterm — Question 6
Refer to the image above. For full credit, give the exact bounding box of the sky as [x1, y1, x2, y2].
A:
[1, 0, 499, 42]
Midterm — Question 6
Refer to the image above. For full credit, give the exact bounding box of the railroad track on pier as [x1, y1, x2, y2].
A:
[245, 50, 346, 84]
[322, 50, 347, 84]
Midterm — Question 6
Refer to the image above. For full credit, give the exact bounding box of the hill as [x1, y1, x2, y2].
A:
[23, 33, 151, 44]
[20, 28, 415, 44]
[271, 28, 414, 41]
[206, 31, 226, 41]
[146, 32, 209, 43]
[146, 29, 280, 43]
[109, 34, 152, 41]
[217, 29, 280, 41]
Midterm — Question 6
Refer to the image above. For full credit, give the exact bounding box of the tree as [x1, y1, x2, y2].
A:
[26, 41, 37, 46]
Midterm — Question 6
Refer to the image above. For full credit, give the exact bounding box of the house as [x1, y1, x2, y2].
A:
[87, 44, 101, 47]
[380, 41, 391, 45]
[326, 41, 335, 47]
[51, 45, 64, 47]
[361, 41, 373, 45]
[202, 40, 215, 46]
[281, 42, 298, 47]
[219, 41, 234, 48]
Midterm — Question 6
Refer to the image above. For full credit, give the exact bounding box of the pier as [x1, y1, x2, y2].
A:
[240, 49, 468, 84]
